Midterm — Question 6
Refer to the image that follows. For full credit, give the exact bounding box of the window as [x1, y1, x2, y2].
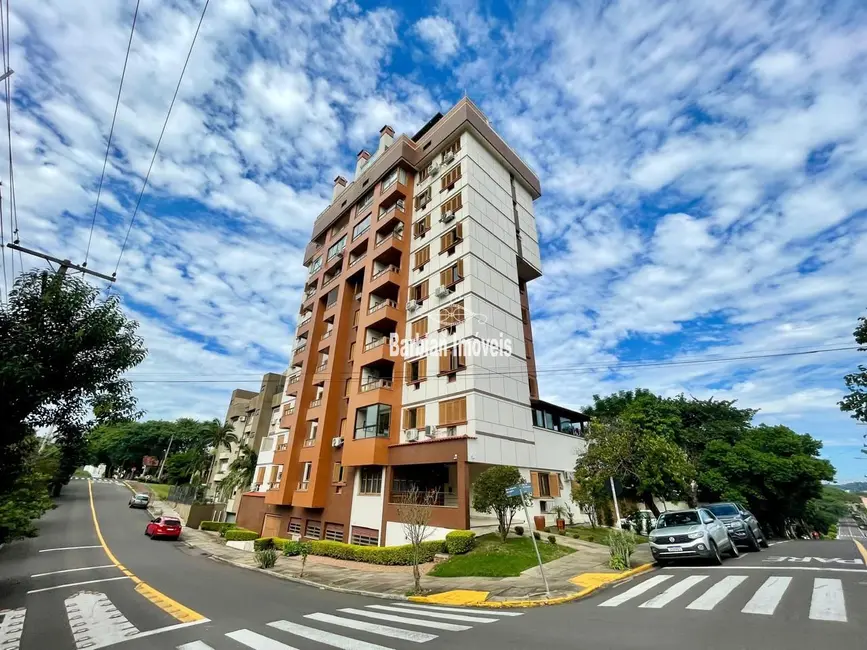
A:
[405, 358, 427, 384]
[381, 167, 407, 192]
[268, 466, 278, 483]
[358, 190, 373, 212]
[343, 378, 351, 397]
[308, 256, 322, 275]
[410, 317, 428, 339]
[441, 163, 462, 191]
[438, 397, 467, 426]
[298, 462, 312, 490]
[354, 404, 391, 439]
[353, 310, 359, 327]
[414, 245, 431, 270]
[353, 215, 371, 240]
[440, 260, 464, 288]
[441, 192, 463, 217]
[327, 236, 346, 260]
[410, 280, 429, 302]
[414, 187, 432, 210]
[349, 341, 356, 360]
[539, 500, 549, 513]
[359, 467, 383, 494]
[324, 523, 344, 542]
[288, 519, 302, 536]
[418, 166, 429, 183]
[305, 520, 322, 539]
[439, 300, 465, 329]
[442, 137, 461, 159]
[305, 420, 318, 444]
[440, 224, 463, 252]
[413, 214, 431, 238]
[439, 346, 466, 374]
[332, 463, 345, 484]
[351, 526, 379, 546]
[255, 467, 265, 484]
[403, 406, 425, 429]
[538, 473, 551, 497]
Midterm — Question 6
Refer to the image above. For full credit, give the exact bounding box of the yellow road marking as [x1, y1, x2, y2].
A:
[87, 480, 205, 622]
[854, 540, 867, 566]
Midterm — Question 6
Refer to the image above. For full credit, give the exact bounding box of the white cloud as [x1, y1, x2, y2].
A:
[414, 16, 460, 63]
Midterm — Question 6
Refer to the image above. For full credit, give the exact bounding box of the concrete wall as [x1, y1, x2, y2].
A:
[235, 493, 268, 535]
[348, 469, 385, 543]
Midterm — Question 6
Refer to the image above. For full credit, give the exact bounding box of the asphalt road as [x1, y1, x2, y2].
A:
[837, 517, 867, 539]
[2, 481, 867, 650]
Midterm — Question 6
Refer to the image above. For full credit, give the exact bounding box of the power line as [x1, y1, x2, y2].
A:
[0, 181, 6, 301]
[124, 344, 859, 384]
[83, 0, 141, 267]
[113, 0, 210, 279]
[2, 0, 20, 271]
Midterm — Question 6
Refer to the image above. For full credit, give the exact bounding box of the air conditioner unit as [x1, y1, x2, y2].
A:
[434, 285, 451, 298]
[331, 437, 344, 448]
[289, 533, 301, 542]
[406, 299, 420, 312]
[428, 164, 440, 177]
[443, 151, 455, 164]
[405, 428, 419, 442]
[355, 292, 362, 300]
[394, 222, 405, 234]
[440, 211, 455, 223]
[424, 425, 437, 438]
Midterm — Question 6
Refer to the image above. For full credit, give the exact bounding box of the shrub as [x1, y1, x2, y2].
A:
[218, 522, 238, 538]
[558, 529, 566, 536]
[224, 528, 259, 542]
[514, 526, 524, 536]
[255, 548, 278, 569]
[297, 539, 446, 565]
[445, 530, 476, 555]
[547, 534, 557, 545]
[282, 541, 301, 556]
[254, 537, 275, 551]
[199, 521, 222, 532]
[533, 531, 541, 540]
[608, 529, 637, 570]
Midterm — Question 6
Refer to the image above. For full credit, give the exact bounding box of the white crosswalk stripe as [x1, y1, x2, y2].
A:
[364, 604, 497, 623]
[0, 607, 26, 650]
[336, 607, 470, 632]
[741, 576, 791, 616]
[269, 620, 395, 650]
[599, 574, 674, 607]
[304, 613, 437, 643]
[227, 629, 297, 649]
[389, 603, 523, 616]
[178, 642, 216, 650]
[809, 578, 846, 622]
[686, 575, 748, 610]
[639, 575, 708, 608]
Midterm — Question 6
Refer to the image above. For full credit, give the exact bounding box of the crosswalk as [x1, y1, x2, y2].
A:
[176, 602, 521, 649]
[598, 573, 852, 622]
[71, 477, 121, 484]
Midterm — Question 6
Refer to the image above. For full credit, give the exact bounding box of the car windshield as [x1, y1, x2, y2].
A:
[135, 494, 148, 499]
[707, 504, 739, 517]
[657, 511, 700, 528]
[164, 519, 181, 526]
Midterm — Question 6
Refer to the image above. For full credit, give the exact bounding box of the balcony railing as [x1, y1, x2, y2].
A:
[321, 330, 333, 340]
[378, 199, 405, 221]
[364, 337, 387, 351]
[260, 438, 275, 452]
[372, 264, 399, 281]
[270, 482, 281, 490]
[315, 362, 328, 373]
[360, 378, 393, 392]
[277, 442, 288, 451]
[302, 437, 316, 448]
[322, 273, 340, 289]
[309, 398, 322, 408]
[349, 253, 367, 268]
[354, 424, 390, 440]
[368, 299, 397, 315]
[294, 344, 307, 355]
[324, 300, 338, 311]
[375, 231, 403, 248]
[298, 315, 312, 327]
[285, 405, 296, 415]
[287, 374, 300, 385]
[388, 490, 458, 507]
[297, 481, 310, 491]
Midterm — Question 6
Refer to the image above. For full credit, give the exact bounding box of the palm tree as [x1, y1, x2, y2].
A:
[217, 445, 258, 501]
[202, 419, 238, 484]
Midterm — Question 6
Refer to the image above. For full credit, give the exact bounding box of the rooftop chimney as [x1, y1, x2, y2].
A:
[333, 175, 347, 200]
[376, 125, 395, 157]
[355, 149, 371, 178]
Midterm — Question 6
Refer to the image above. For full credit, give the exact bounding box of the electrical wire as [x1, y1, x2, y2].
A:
[83, 0, 141, 267]
[124, 344, 859, 384]
[1, 0, 21, 271]
[0, 182, 6, 302]
[113, 0, 210, 279]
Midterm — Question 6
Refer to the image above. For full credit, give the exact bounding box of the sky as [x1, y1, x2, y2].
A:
[3, 0, 866, 480]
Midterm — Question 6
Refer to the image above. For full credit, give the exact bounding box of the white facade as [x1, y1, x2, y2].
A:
[251, 376, 292, 494]
[348, 468, 385, 541]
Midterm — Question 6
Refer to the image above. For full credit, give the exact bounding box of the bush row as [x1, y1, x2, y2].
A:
[444, 530, 475, 554]
[224, 527, 259, 542]
[252, 536, 450, 565]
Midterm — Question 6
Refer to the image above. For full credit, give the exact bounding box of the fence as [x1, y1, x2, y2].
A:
[167, 484, 213, 505]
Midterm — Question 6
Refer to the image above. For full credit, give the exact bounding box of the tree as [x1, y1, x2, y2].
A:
[163, 449, 210, 485]
[571, 473, 610, 528]
[574, 417, 693, 517]
[0, 437, 57, 543]
[471, 465, 528, 541]
[840, 311, 867, 423]
[1, 270, 146, 498]
[218, 446, 258, 500]
[395, 486, 437, 594]
[201, 419, 238, 483]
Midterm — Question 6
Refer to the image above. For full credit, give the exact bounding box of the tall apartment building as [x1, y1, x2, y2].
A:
[236, 98, 589, 544]
[208, 372, 285, 522]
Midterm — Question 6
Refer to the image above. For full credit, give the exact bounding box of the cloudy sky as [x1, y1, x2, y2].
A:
[3, 0, 866, 480]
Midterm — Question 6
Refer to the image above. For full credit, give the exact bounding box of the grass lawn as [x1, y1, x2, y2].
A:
[131, 481, 171, 500]
[565, 525, 648, 545]
[428, 533, 575, 578]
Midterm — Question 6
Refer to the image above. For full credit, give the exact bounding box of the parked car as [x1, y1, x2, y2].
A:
[145, 516, 182, 540]
[620, 510, 656, 533]
[649, 508, 738, 566]
[705, 502, 768, 551]
[128, 493, 150, 509]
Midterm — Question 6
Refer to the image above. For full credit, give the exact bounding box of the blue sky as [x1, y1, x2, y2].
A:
[4, 0, 867, 480]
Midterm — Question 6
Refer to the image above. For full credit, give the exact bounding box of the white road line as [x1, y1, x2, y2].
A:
[178, 642, 216, 650]
[686, 575, 748, 611]
[100, 619, 210, 648]
[270, 619, 395, 650]
[337, 608, 470, 632]
[0, 607, 26, 649]
[741, 576, 792, 616]
[639, 575, 708, 608]
[809, 578, 847, 622]
[227, 629, 298, 650]
[32, 565, 117, 578]
[39, 545, 103, 553]
[305, 613, 437, 643]
[666, 565, 867, 573]
[27, 576, 130, 594]
[65, 591, 138, 650]
[599, 574, 674, 607]
[365, 604, 495, 623]
[390, 603, 521, 616]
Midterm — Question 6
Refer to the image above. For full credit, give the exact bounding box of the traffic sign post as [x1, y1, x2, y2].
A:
[506, 483, 550, 598]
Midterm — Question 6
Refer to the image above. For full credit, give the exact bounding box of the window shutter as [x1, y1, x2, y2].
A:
[530, 471, 540, 498]
[256, 467, 265, 483]
[269, 466, 279, 483]
[415, 245, 430, 268]
[456, 397, 467, 422]
[439, 400, 448, 424]
[332, 463, 341, 483]
[419, 357, 427, 379]
[456, 223, 463, 239]
[403, 410, 410, 429]
[549, 473, 561, 497]
[424, 214, 431, 231]
[458, 348, 466, 368]
[455, 193, 463, 211]
[439, 348, 449, 373]
[457, 259, 464, 279]
[417, 406, 425, 428]
[440, 268, 448, 286]
[404, 361, 412, 384]
[420, 280, 429, 299]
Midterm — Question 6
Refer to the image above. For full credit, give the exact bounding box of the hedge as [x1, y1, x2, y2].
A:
[445, 530, 476, 554]
[224, 528, 259, 542]
[199, 521, 222, 532]
[282, 539, 445, 565]
[254, 537, 294, 551]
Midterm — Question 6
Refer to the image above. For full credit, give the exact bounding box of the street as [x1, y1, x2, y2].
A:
[837, 517, 866, 539]
[2, 481, 867, 650]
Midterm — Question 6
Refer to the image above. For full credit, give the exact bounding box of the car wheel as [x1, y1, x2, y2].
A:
[656, 559, 669, 567]
[709, 539, 723, 566]
[759, 533, 769, 548]
[748, 530, 761, 552]
[727, 535, 740, 558]
[144, 529, 149, 536]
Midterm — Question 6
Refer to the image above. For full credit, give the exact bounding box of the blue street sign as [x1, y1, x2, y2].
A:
[505, 483, 533, 498]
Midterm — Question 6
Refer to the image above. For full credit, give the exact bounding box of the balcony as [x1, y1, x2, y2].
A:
[284, 405, 296, 416]
[320, 329, 333, 341]
[360, 378, 393, 393]
[370, 264, 401, 294]
[322, 271, 341, 289]
[368, 298, 397, 315]
[269, 482, 281, 491]
[309, 398, 322, 408]
[379, 178, 409, 208]
[297, 481, 310, 491]
[298, 314, 312, 328]
[293, 343, 307, 357]
[378, 198, 406, 223]
[287, 374, 300, 386]
[354, 424, 390, 440]
[374, 230, 403, 250]
[364, 337, 387, 352]
[277, 442, 288, 451]
[315, 361, 328, 373]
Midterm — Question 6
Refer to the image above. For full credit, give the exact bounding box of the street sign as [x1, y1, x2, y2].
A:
[505, 483, 533, 498]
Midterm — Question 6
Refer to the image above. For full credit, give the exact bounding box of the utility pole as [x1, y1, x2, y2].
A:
[156, 434, 174, 481]
[6, 242, 116, 282]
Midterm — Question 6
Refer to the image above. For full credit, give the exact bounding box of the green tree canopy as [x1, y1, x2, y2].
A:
[471, 465, 529, 541]
[839, 311, 867, 423]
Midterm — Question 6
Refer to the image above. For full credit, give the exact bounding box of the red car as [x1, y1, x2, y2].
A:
[145, 516, 182, 540]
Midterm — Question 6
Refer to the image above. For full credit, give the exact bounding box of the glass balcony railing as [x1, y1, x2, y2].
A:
[360, 378, 393, 392]
[354, 424, 390, 439]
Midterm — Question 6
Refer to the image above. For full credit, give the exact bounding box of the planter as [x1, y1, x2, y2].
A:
[556, 518, 566, 532]
[226, 540, 255, 552]
[534, 515, 547, 531]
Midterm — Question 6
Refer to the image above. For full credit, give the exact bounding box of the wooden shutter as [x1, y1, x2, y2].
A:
[530, 471, 540, 497]
[549, 473, 561, 497]
[439, 268, 448, 286]
[455, 397, 467, 422]
[424, 215, 431, 232]
[457, 259, 464, 279]
[332, 463, 342, 484]
[439, 397, 466, 426]
[439, 348, 449, 373]
[255, 467, 265, 483]
[411, 317, 427, 338]
[415, 245, 430, 269]
[416, 406, 425, 428]
[269, 466, 279, 483]
[404, 361, 412, 384]
[403, 409, 411, 428]
[458, 347, 466, 368]
[456, 223, 463, 239]
[420, 280, 429, 300]
[419, 358, 427, 381]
